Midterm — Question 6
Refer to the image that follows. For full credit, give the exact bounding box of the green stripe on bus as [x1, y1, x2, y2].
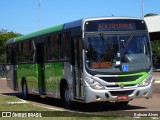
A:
[15, 24, 64, 42]
[117, 72, 150, 85]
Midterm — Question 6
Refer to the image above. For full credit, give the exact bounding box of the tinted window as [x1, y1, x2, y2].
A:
[60, 32, 70, 60]
[29, 40, 36, 62]
[47, 34, 59, 61]
[6, 45, 12, 64]
[17, 42, 23, 63]
[23, 41, 29, 62]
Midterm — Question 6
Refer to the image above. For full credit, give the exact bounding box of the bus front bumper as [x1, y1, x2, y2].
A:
[84, 82, 153, 103]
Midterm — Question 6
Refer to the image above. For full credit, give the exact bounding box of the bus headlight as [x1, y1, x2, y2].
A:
[139, 74, 153, 87]
[85, 77, 104, 90]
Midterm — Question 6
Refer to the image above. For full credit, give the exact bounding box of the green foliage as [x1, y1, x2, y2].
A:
[151, 40, 160, 64]
[0, 29, 22, 63]
[144, 13, 158, 17]
[151, 40, 160, 59]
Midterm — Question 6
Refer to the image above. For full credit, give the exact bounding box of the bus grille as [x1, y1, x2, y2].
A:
[99, 75, 142, 82]
[109, 90, 134, 96]
[106, 84, 136, 88]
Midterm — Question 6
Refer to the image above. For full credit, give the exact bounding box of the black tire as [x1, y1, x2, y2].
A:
[22, 80, 29, 99]
[115, 101, 129, 106]
[61, 83, 73, 109]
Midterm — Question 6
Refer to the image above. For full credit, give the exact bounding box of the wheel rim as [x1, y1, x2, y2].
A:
[64, 89, 70, 102]
[23, 83, 27, 97]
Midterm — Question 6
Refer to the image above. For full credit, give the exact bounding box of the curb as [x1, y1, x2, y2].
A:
[154, 80, 160, 84]
[153, 69, 160, 72]
[0, 78, 6, 80]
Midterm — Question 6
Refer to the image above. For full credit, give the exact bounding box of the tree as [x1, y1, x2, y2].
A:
[144, 13, 158, 17]
[151, 40, 160, 69]
[0, 29, 22, 63]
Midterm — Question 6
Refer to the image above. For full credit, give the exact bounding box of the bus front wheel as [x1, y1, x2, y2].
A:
[61, 83, 73, 108]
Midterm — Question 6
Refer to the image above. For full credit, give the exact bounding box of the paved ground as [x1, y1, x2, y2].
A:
[0, 78, 16, 94]
[153, 72, 160, 82]
[153, 72, 160, 94]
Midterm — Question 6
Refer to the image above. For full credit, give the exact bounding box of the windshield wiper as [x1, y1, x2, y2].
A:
[100, 33, 115, 63]
[100, 33, 114, 51]
[123, 33, 134, 48]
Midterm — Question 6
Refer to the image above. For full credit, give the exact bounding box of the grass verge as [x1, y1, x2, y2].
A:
[0, 94, 154, 120]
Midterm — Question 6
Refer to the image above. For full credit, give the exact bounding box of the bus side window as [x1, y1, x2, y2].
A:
[45, 36, 50, 61]
[17, 43, 22, 63]
[78, 38, 83, 68]
[12, 44, 17, 65]
[47, 36, 51, 60]
[60, 32, 70, 60]
[6, 45, 12, 64]
[29, 40, 36, 62]
[23, 41, 29, 63]
[52, 34, 59, 61]
[73, 37, 82, 68]
[21, 42, 24, 63]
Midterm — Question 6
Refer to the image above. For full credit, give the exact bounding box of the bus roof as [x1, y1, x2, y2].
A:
[15, 24, 64, 42]
[7, 19, 82, 44]
[7, 16, 143, 44]
[83, 16, 143, 21]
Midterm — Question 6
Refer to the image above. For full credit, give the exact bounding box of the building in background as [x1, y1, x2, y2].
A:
[145, 15, 160, 40]
[145, 15, 160, 69]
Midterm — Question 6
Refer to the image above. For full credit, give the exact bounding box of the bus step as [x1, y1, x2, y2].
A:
[40, 95, 46, 98]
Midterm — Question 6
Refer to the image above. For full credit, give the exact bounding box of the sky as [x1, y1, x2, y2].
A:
[0, 0, 160, 35]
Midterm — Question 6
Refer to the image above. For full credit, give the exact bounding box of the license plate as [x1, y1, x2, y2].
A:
[117, 95, 128, 101]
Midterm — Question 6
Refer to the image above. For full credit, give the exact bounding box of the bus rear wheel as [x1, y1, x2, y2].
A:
[22, 80, 29, 99]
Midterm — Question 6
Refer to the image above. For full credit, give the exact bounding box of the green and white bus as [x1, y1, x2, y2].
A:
[6, 17, 153, 107]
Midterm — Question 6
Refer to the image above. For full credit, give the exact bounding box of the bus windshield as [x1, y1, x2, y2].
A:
[85, 33, 151, 73]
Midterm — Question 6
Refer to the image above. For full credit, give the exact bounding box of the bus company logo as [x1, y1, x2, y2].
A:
[2, 112, 11, 117]
[120, 83, 124, 88]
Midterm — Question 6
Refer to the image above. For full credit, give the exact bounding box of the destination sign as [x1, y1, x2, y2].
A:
[85, 19, 146, 32]
[97, 23, 134, 31]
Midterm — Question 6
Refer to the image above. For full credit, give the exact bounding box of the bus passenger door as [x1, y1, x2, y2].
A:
[12, 46, 18, 90]
[37, 42, 45, 94]
[6, 44, 18, 90]
[73, 37, 84, 99]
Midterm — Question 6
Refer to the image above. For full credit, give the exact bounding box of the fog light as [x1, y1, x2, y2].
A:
[96, 95, 101, 100]
[143, 92, 147, 96]
[136, 91, 140, 96]
[105, 93, 109, 98]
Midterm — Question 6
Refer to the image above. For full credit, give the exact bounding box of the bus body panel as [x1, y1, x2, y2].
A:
[44, 62, 63, 98]
[63, 62, 75, 100]
[17, 63, 38, 94]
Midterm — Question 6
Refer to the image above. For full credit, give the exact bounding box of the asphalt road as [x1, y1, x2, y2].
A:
[0, 76, 160, 116]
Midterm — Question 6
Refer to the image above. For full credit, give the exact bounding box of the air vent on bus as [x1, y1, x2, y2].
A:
[109, 90, 134, 96]
[106, 84, 136, 88]
[100, 75, 142, 82]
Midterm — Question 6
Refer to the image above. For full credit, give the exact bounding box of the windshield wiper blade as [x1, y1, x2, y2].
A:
[100, 33, 113, 51]
[123, 33, 134, 48]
